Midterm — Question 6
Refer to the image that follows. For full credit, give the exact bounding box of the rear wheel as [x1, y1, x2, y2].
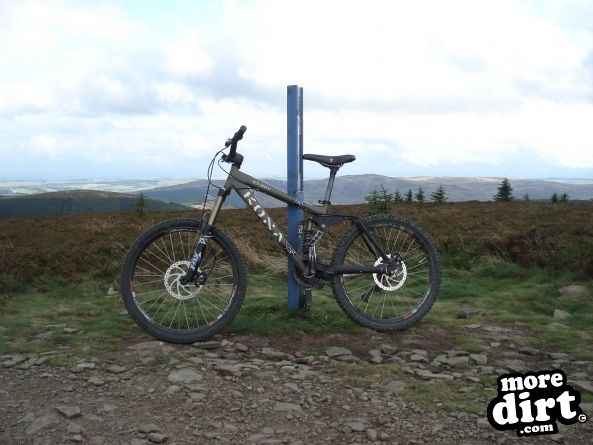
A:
[331, 214, 440, 332]
[120, 218, 246, 343]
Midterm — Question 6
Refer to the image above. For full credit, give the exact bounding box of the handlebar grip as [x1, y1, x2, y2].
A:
[235, 125, 247, 141]
[229, 125, 247, 157]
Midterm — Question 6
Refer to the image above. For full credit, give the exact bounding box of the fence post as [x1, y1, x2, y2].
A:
[287, 85, 305, 310]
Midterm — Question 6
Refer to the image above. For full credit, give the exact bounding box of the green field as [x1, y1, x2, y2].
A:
[1, 261, 591, 359]
[0, 202, 592, 361]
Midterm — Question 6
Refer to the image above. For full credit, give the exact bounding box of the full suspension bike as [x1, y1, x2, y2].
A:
[120, 126, 441, 343]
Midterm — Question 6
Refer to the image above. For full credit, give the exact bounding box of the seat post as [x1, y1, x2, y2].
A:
[321, 167, 338, 212]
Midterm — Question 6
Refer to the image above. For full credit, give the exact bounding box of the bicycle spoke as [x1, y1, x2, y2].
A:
[128, 224, 239, 333]
[339, 220, 435, 322]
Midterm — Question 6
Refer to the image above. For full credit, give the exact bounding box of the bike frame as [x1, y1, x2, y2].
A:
[199, 165, 393, 278]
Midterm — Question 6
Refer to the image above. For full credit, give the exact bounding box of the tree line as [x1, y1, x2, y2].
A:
[365, 184, 447, 213]
[366, 178, 573, 213]
[492, 178, 570, 203]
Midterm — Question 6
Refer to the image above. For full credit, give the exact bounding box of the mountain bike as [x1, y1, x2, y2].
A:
[120, 126, 441, 343]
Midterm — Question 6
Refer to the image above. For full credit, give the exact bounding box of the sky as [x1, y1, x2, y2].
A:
[1, 0, 593, 181]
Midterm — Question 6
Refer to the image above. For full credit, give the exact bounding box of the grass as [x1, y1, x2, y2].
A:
[328, 361, 495, 415]
[0, 273, 360, 357]
[1, 258, 591, 361]
[229, 274, 360, 335]
[435, 255, 593, 359]
[399, 376, 495, 415]
[0, 279, 131, 355]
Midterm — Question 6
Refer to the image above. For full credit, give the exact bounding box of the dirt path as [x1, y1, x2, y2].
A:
[1, 330, 592, 445]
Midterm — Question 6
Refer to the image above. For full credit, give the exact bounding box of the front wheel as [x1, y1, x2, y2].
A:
[331, 214, 441, 332]
[120, 218, 247, 343]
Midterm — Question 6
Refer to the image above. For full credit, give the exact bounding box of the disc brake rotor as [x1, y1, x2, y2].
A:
[373, 255, 407, 291]
[164, 260, 201, 300]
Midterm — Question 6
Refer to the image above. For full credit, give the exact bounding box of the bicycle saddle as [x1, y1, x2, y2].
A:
[302, 154, 356, 168]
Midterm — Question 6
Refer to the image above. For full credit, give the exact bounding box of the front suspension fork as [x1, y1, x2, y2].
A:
[179, 230, 210, 285]
[179, 189, 229, 285]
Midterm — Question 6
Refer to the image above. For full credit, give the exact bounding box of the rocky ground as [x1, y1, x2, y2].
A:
[1, 325, 592, 445]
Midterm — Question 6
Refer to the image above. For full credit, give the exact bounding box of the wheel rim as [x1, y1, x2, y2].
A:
[130, 228, 236, 332]
[340, 223, 433, 322]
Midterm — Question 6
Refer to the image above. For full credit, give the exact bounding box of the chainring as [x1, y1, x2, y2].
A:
[294, 271, 324, 289]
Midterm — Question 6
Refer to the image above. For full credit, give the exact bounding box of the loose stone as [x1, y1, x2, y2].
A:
[148, 433, 169, 443]
[167, 368, 203, 384]
[88, 376, 105, 386]
[325, 346, 352, 358]
[273, 402, 301, 412]
[380, 344, 397, 355]
[193, 340, 221, 350]
[469, 353, 488, 365]
[107, 365, 127, 374]
[138, 423, 160, 434]
[553, 309, 571, 320]
[55, 405, 82, 419]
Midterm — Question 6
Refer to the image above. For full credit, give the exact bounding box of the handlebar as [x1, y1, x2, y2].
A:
[225, 125, 247, 158]
[222, 125, 247, 168]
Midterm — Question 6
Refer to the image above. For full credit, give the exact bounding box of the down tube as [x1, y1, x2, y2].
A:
[238, 189, 304, 270]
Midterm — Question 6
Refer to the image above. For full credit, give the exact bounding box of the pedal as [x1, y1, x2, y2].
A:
[302, 288, 312, 311]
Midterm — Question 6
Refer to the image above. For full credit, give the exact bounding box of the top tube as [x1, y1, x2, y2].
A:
[224, 167, 323, 215]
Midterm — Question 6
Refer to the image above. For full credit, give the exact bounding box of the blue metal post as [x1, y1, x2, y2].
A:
[287, 85, 304, 310]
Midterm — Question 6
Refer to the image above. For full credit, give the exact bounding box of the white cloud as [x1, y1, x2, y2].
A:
[30, 135, 60, 157]
[163, 33, 213, 78]
[155, 82, 198, 106]
[224, 0, 591, 109]
[0, 1, 136, 67]
[0, 83, 54, 114]
[1, 0, 593, 179]
[512, 100, 593, 168]
[180, 135, 211, 158]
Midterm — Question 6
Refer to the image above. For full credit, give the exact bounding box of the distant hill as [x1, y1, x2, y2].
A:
[0, 190, 191, 218]
[142, 179, 288, 208]
[142, 175, 593, 208]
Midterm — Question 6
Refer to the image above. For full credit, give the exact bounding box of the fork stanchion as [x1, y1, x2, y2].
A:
[287, 85, 305, 311]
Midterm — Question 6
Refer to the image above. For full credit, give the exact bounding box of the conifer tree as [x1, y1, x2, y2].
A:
[136, 192, 147, 216]
[415, 187, 425, 204]
[405, 189, 413, 203]
[365, 186, 393, 214]
[493, 178, 513, 202]
[378, 185, 393, 211]
[365, 189, 379, 209]
[431, 185, 447, 204]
